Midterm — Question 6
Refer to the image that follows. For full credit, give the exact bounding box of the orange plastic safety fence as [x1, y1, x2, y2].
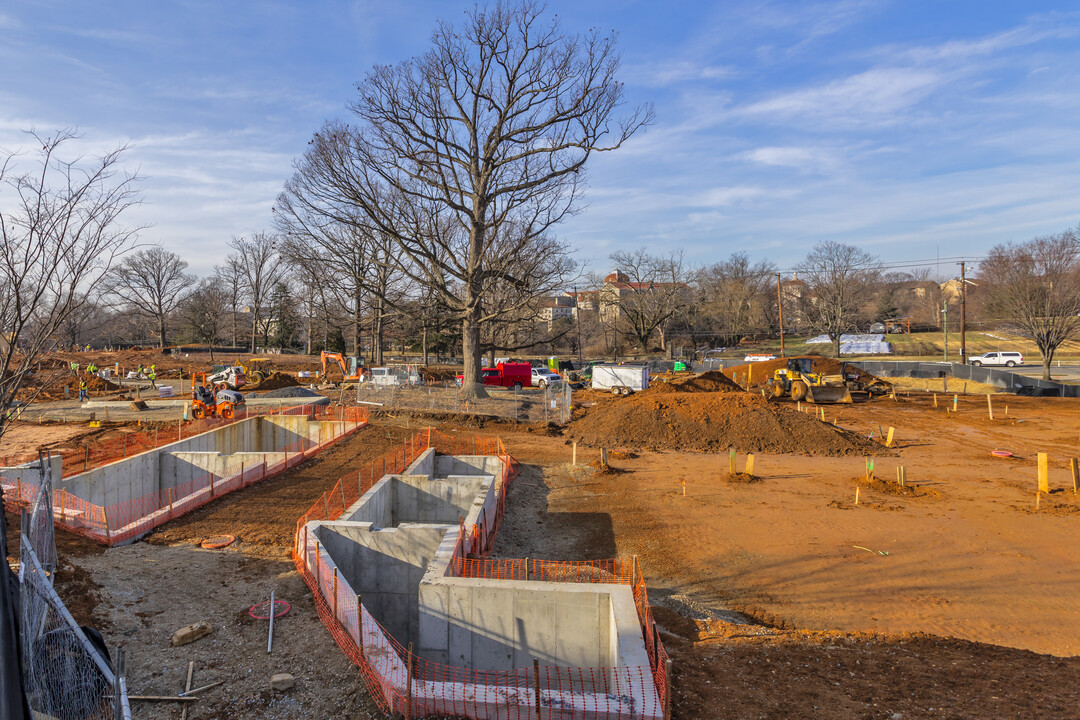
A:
[3, 403, 360, 478]
[5, 406, 368, 546]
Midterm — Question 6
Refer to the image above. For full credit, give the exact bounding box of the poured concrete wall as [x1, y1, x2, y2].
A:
[59, 415, 355, 507]
[0, 457, 64, 494]
[314, 522, 446, 647]
[417, 576, 616, 670]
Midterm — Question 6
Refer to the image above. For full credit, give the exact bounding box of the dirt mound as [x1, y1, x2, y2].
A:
[420, 365, 463, 383]
[723, 356, 884, 389]
[649, 370, 742, 394]
[252, 371, 298, 391]
[569, 391, 881, 456]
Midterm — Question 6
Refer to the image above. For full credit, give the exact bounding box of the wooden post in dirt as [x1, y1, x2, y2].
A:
[102, 507, 111, 543]
[1037, 453, 1050, 493]
[885, 427, 895, 448]
[728, 447, 736, 476]
[855, 486, 860, 505]
[1071, 458, 1079, 494]
[534, 658, 542, 720]
[601, 448, 608, 467]
[953, 395, 958, 412]
[572, 441, 577, 466]
[405, 643, 415, 720]
[744, 454, 755, 477]
[178, 417, 182, 441]
[356, 595, 364, 655]
[933, 393, 938, 408]
[664, 659, 673, 720]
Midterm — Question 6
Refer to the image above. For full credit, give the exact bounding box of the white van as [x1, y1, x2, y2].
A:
[969, 352, 1023, 367]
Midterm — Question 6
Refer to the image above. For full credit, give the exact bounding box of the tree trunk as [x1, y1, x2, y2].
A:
[353, 291, 362, 361]
[1042, 346, 1053, 381]
[158, 315, 167, 350]
[250, 311, 258, 353]
[422, 323, 428, 366]
[460, 306, 488, 399]
[374, 300, 385, 365]
[833, 333, 841, 358]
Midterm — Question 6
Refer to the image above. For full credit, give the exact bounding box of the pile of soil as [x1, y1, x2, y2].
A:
[723, 356, 885, 389]
[569, 391, 881, 456]
[252, 371, 298, 391]
[420, 365, 463, 383]
[648, 370, 742, 394]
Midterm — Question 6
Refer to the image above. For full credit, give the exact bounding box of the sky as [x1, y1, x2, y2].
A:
[2, 1, 1078, 279]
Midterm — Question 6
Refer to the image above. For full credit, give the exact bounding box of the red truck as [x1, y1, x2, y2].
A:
[456, 362, 531, 390]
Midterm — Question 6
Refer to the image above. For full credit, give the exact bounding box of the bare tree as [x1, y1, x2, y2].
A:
[0, 129, 142, 439]
[602, 248, 691, 353]
[979, 228, 1080, 380]
[227, 232, 285, 353]
[213, 256, 244, 348]
[103, 245, 194, 348]
[795, 241, 880, 357]
[696, 252, 776, 345]
[179, 279, 230, 361]
[290, 3, 650, 395]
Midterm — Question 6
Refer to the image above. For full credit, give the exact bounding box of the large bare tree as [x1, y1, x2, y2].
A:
[601, 248, 690, 353]
[227, 232, 285, 353]
[696, 252, 777, 346]
[290, 2, 649, 395]
[179, 279, 230, 361]
[0, 129, 142, 439]
[979, 228, 1080, 380]
[795, 241, 880, 357]
[103, 245, 194, 348]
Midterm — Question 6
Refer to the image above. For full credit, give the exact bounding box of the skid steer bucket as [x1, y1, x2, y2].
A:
[806, 384, 854, 404]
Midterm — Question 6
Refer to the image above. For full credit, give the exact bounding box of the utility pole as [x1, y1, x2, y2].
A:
[942, 301, 948, 362]
[574, 286, 583, 364]
[959, 261, 967, 365]
[776, 273, 785, 357]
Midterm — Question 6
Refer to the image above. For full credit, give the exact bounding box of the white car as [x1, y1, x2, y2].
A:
[969, 351, 1023, 367]
[743, 354, 777, 363]
[531, 367, 562, 388]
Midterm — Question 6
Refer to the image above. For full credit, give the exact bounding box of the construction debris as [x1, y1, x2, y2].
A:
[171, 621, 213, 647]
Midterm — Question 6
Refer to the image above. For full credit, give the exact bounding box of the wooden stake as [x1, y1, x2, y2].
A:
[572, 441, 577, 467]
[1070, 457, 1078, 494]
[855, 486, 860, 505]
[601, 447, 608, 467]
[681, 479, 686, 496]
[1036, 492, 1040, 511]
[728, 447, 736, 476]
[267, 590, 275, 654]
[180, 660, 194, 720]
[405, 643, 415, 720]
[953, 395, 958, 412]
[180, 679, 226, 697]
[933, 393, 938, 408]
[885, 427, 895, 448]
[986, 394, 993, 420]
[129, 696, 198, 703]
[1037, 452, 1049, 493]
[534, 658, 542, 720]
[744, 454, 755, 476]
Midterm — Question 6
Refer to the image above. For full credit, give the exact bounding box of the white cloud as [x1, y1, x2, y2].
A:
[737, 67, 942, 126]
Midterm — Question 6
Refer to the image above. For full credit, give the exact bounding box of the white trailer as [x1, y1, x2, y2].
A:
[591, 364, 649, 396]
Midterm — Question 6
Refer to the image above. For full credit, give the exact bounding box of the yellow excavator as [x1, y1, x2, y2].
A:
[768, 358, 861, 404]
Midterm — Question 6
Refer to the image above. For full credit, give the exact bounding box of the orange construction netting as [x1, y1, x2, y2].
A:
[292, 430, 670, 719]
[2, 405, 368, 546]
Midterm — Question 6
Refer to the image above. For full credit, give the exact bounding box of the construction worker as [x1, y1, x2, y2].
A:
[78, 379, 88, 402]
[148, 367, 157, 389]
[70, 361, 78, 375]
[137, 363, 145, 377]
[87, 362, 98, 376]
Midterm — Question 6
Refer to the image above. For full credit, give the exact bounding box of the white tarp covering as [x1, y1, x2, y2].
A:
[805, 334, 892, 354]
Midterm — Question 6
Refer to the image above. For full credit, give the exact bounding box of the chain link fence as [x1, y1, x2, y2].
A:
[356, 381, 573, 424]
[18, 454, 129, 719]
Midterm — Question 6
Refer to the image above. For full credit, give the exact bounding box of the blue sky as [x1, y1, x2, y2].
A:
[2, 1, 1078, 278]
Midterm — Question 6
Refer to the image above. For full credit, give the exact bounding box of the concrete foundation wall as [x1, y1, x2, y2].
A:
[160, 451, 287, 490]
[314, 521, 446, 647]
[417, 577, 616, 671]
[435, 455, 504, 477]
[58, 415, 345, 507]
[0, 457, 64, 492]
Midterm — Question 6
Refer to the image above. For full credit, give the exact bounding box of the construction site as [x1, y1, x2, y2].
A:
[3, 348, 1080, 719]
